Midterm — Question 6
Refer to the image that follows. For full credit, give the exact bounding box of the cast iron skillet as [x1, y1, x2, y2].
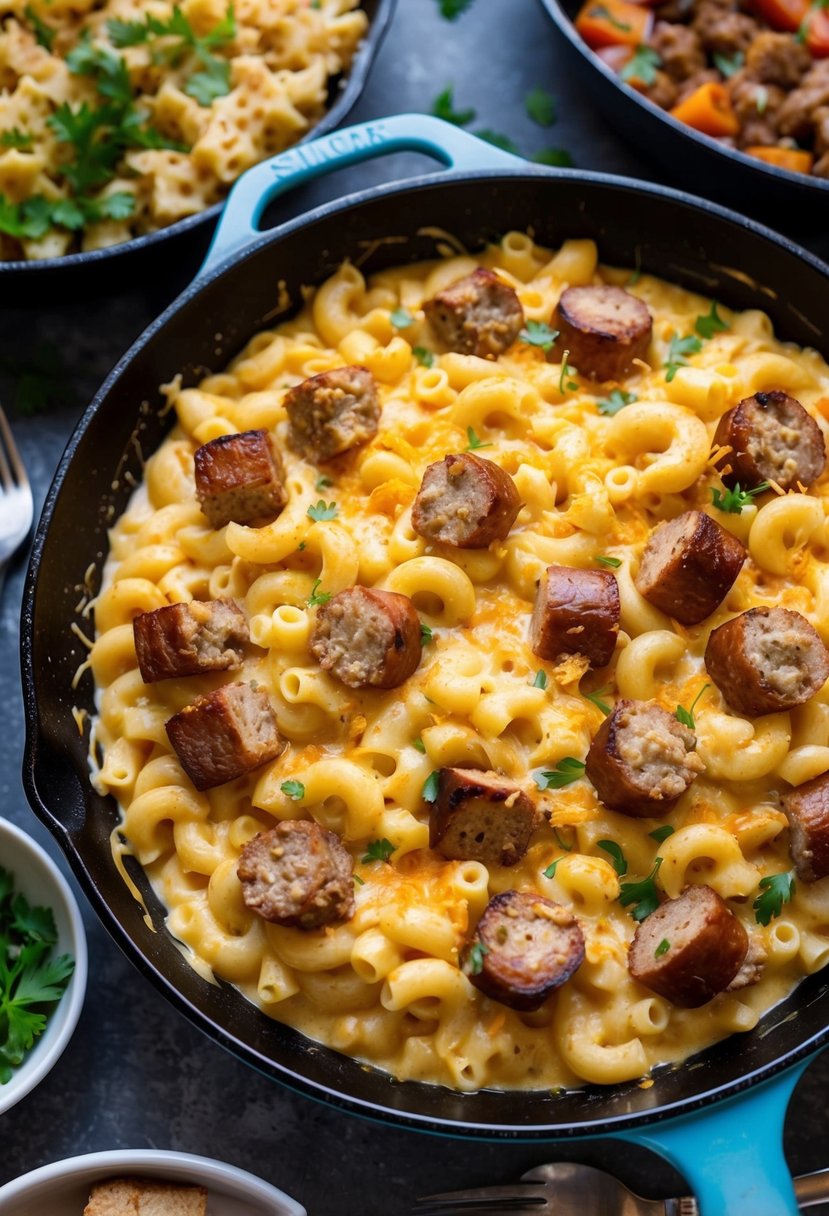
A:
[2, 0, 393, 302]
[21, 114, 829, 1214]
[537, 0, 829, 236]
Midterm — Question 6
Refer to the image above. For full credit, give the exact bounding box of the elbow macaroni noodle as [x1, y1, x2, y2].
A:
[92, 235, 829, 1092]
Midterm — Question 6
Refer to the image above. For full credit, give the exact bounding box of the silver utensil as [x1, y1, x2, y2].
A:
[0, 404, 33, 583]
[413, 1161, 829, 1214]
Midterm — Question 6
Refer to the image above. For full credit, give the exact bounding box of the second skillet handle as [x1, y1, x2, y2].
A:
[199, 113, 528, 277]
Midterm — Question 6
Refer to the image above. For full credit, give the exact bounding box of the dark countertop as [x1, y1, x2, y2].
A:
[0, 1, 827, 1212]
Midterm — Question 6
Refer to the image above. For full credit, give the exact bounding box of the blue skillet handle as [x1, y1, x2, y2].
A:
[616, 1057, 815, 1215]
[200, 113, 528, 278]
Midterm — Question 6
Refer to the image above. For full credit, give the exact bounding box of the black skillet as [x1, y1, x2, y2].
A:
[536, 0, 829, 236]
[2, 0, 394, 303]
[21, 113, 829, 1214]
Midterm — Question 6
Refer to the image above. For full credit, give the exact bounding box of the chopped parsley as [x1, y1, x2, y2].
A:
[553, 828, 573, 852]
[543, 857, 563, 879]
[753, 870, 795, 926]
[437, 0, 475, 18]
[664, 332, 702, 382]
[649, 825, 675, 844]
[595, 554, 621, 569]
[307, 578, 332, 608]
[520, 320, 559, 352]
[464, 425, 492, 451]
[315, 474, 332, 491]
[422, 771, 440, 803]
[532, 670, 548, 689]
[413, 738, 426, 754]
[24, 3, 55, 50]
[534, 758, 586, 790]
[390, 307, 413, 329]
[465, 940, 489, 975]
[353, 873, 365, 886]
[0, 129, 34, 151]
[582, 686, 613, 716]
[420, 622, 433, 645]
[713, 50, 744, 77]
[655, 938, 671, 957]
[280, 780, 305, 800]
[619, 857, 663, 921]
[710, 481, 769, 514]
[597, 839, 628, 877]
[307, 500, 338, 522]
[108, 4, 236, 107]
[525, 87, 557, 127]
[361, 838, 395, 864]
[597, 389, 637, 416]
[413, 346, 435, 368]
[621, 45, 661, 86]
[675, 684, 709, 730]
[694, 301, 729, 340]
[431, 85, 475, 127]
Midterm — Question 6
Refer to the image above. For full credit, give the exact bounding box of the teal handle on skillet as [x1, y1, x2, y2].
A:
[200, 113, 528, 277]
[614, 1056, 815, 1215]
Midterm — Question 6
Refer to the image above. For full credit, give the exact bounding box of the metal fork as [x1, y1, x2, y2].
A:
[413, 1161, 829, 1215]
[0, 404, 33, 584]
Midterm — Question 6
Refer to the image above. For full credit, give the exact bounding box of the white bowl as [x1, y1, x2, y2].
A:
[0, 1150, 307, 1215]
[0, 816, 88, 1117]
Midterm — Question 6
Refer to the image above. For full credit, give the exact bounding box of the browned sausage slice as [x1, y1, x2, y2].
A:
[422, 268, 524, 359]
[411, 453, 521, 549]
[705, 606, 829, 716]
[726, 932, 767, 991]
[782, 772, 829, 882]
[194, 429, 287, 529]
[285, 366, 380, 463]
[551, 285, 652, 382]
[712, 390, 825, 492]
[237, 820, 354, 929]
[310, 586, 422, 689]
[133, 599, 247, 683]
[530, 565, 620, 668]
[462, 890, 585, 1011]
[166, 682, 285, 790]
[585, 699, 704, 817]
[429, 768, 541, 867]
[634, 510, 746, 626]
[628, 885, 748, 1007]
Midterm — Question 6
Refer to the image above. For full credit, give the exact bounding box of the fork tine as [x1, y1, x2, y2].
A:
[0, 405, 23, 487]
[413, 1183, 548, 1214]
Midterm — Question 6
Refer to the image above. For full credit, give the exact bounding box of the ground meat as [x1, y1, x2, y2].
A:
[133, 599, 247, 683]
[656, 0, 695, 22]
[551, 285, 653, 382]
[649, 21, 706, 81]
[628, 885, 748, 1007]
[310, 586, 422, 689]
[634, 510, 746, 626]
[815, 106, 829, 153]
[729, 71, 786, 147]
[237, 820, 354, 929]
[429, 768, 541, 867]
[777, 61, 829, 140]
[462, 890, 585, 1011]
[194, 429, 288, 529]
[712, 390, 825, 491]
[411, 452, 522, 548]
[643, 70, 680, 109]
[705, 606, 829, 716]
[166, 682, 285, 790]
[782, 772, 829, 882]
[744, 32, 810, 89]
[422, 268, 525, 359]
[693, 2, 759, 56]
[530, 565, 620, 668]
[285, 366, 380, 463]
[585, 699, 704, 817]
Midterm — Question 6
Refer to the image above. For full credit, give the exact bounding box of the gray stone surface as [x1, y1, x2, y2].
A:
[0, 1, 827, 1212]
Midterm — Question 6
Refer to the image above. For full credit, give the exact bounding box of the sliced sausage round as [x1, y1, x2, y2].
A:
[634, 510, 746, 626]
[551, 285, 652, 382]
[422, 268, 524, 359]
[628, 885, 748, 1007]
[285, 365, 380, 463]
[530, 565, 620, 668]
[411, 453, 522, 548]
[462, 890, 585, 1011]
[237, 820, 354, 930]
[782, 772, 829, 883]
[705, 606, 829, 716]
[194, 429, 287, 529]
[430, 768, 540, 867]
[712, 390, 825, 492]
[585, 699, 704, 817]
[310, 586, 422, 690]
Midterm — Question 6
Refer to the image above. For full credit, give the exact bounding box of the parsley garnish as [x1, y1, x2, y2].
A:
[619, 857, 664, 921]
[543, 857, 563, 879]
[475, 129, 520, 153]
[466, 940, 489, 975]
[413, 738, 426, 754]
[465, 426, 492, 451]
[390, 307, 413, 328]
[589, 4, 632, 29]
[280, 780, 305, 800]
[525, 88, 557, 127]
[597, 389, 637, 416]
[534, 758, 586, 790]
[695, 301, 729, 340]
[713, 50, 744, 77]
[108, 5, 236, 107]
[675, 684, 709, 730]
[413, 346, 435, 368]
[710, 481, 769, 514]
[595, 554, 622, 568]
[431, 85, 475, 127]
[597, 839, 628, 877]
[307, 500, 338, 522]
[520, 320, 559, 352]
[532, 148, 574, 167]
[420, 622, 433, 645]
[437, 0, 475, 17]
[353, 873, 365, 886]
[307, 578, 332, 608]
[621, 45, 661, 85]
[361, 838, 395, 864]
[664, 333, 702, 382]
[0, 129, 34, 151]
[753, 871, 795, 926]
[24, 3, 55, 50]
[649, 825, 675, 844]
[583, 686, 612, 716]
[422, 771, 440, 802]
[0, 866, 75, 1084]
[532, 670, 548, 689]
[655, 938, 671, 957]
[315, 475, 332, 491]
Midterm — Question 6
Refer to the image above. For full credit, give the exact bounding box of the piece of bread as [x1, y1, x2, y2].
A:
[84, 1177, 208, 1216]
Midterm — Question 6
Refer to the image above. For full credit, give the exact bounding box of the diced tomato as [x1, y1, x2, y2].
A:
[745, 145, 815, 173]
[806, 7, 829, 56]
[670, 81, 740, 137]
[575, 0, 653, 49]
[749, 0, 809, 32]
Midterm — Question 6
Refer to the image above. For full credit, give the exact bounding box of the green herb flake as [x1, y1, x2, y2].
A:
[307, 500, 338, 522]
[694, 301, 729, 340]
[280, 780, 305, 800]
[710, 481, 769, 514]
[108, 4, 236, 106]
[438, 0, 475, 17]
[675, 683, 709, 730]
[664, 332, 702, 382]
[525, 88, 557, 127]
[465, 425, 492, 451]
[420, 622, 433, 645]
[307, 578, 332, 608]
[649, 825, 675, 844]
[361, 838, 396, 864]
[713, 50, 744, 77]
[532, 147, 574, 167]
[413, 738, 426, 754]
[422, 770, 441, 803]
[24, 3, 55, 50]
[532, 670, 548, 690]
[558, 349, 579, 393]
[0, 129, 34, 151]
[583, 686, 613, 716]
[553, 828, 573, 852]
[466, 940, 489, 975]
[753, 870, 795, 926]
[597, 388, 637, 416]
[315, 474, 332, 491]
[597, 839, 628, 877]
[534, 758, 586, 790]
[619, 857, 664, 921]
[431, 85, 476, 127]
[413, 346, 435, 368]
[621, 45, 662, 86]
[520, 319, 559, 352]
[595, 554, 622, 568]
[655, 938, 671, 957]
[390, 307, 413, 329]
[543, 857, 563, 879]
[353, 873, 365, 886]
[589, 3, 632, 30]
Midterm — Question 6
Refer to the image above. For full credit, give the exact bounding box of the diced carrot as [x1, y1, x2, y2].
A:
[806, 8, 829, 56]
[750, 0, 809, 32]
[745, 145, 815, 173]
[575, 0, 652, 49]
[670, 82, 740, 136]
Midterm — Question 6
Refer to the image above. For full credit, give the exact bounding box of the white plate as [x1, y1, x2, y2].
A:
[0, 816, 88, 1117]
[0, 1149, 307, 1215]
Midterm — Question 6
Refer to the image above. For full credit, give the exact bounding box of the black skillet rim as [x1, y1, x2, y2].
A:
[21, 163, 829, 1136]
